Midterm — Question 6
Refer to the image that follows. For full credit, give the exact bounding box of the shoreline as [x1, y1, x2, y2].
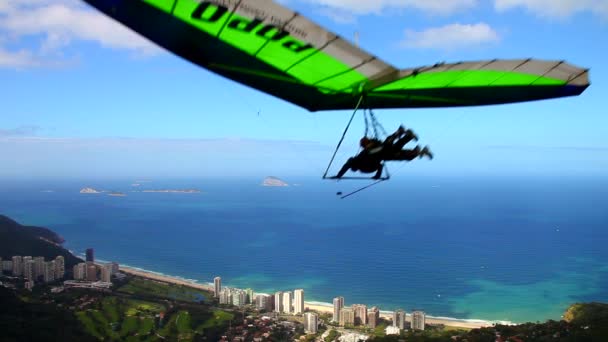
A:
[118, 265, 502, 329]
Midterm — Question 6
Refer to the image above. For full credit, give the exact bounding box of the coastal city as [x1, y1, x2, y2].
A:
[1, 226, 606, 342]
[1, 246, 442, 341]
[213, 275, 427, 336]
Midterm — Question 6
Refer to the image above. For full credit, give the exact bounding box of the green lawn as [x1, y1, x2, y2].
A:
[118, 277, 212, 303]
[73, 292, 227, 341]
[76, 297, 166, 341]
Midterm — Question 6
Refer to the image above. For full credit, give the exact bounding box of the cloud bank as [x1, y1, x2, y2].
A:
[401, 23, 500, 50]
[0, 0, 160, 68]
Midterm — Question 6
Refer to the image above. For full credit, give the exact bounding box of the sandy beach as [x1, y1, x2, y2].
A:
[120, 266, 494, 329]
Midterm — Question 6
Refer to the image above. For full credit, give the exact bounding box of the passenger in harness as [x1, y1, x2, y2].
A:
[330, 126, 433, 179]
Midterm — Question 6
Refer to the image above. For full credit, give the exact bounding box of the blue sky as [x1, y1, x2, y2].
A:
[1, 0, 607, 180]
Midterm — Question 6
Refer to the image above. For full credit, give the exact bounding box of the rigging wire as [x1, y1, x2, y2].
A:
[322, 94, 365, 179]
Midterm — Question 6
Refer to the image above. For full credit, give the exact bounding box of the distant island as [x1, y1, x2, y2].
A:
[108, 192, 126, 197]
[262, 176, 288, 187]
[137, 189, 201, 193]
[79, 187, 101, 194]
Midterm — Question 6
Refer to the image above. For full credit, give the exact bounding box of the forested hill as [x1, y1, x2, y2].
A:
[0, 215, 82, 268]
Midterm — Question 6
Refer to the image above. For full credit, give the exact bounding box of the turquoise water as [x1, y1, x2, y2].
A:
[1, 175, 607, 323]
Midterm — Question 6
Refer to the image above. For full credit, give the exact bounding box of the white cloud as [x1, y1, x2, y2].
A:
[300, 0, 478, 16]
[0, 0, 160, 68]
[0, 47, 40, 68]
[495, 0, 608, 19]
[401, 23, 500, 50]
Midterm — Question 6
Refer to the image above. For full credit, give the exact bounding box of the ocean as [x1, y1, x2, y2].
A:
[1, 175, 607, 324]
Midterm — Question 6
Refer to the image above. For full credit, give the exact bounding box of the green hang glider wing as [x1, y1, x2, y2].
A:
[82, 0, 590, 111]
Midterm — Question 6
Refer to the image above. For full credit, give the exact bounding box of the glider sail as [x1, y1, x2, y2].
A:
[83, 0, 590, 111]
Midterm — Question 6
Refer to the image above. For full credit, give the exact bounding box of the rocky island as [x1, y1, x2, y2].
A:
[262, 176, 288, 187]
[79, 187, 101, 194]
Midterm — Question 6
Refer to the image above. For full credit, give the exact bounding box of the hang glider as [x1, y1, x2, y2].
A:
[82, 0, 590, 111]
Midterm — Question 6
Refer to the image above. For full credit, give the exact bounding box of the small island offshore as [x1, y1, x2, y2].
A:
[2, 214, 608, 342]
[80, 187, 201, 195]
[262, 176, 288, 187]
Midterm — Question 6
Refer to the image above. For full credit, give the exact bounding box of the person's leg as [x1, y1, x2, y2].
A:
[393, 129, 418, 150]
[389, 146, 421, 161]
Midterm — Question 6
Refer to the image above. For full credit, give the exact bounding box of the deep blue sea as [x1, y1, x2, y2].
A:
[1, 175, 607, 323]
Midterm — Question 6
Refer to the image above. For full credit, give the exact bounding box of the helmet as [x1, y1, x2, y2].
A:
[360, 137, 370, 147]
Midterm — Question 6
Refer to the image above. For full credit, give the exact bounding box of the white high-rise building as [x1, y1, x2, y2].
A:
[24, 260, 36, 280]
[22, 256, 32, 273]
[246, 288, 254, 304]
[12, 256, 23, 276]
[367, 307, 379, 328]
[214, 276, 221, 298]
[274, 291, 283, 313]
[255, 294, 271, 311]
[352, 304, 368, 326]
[73, 262, 87, 280]
[34, 257, 45, 279]
[293, 289, 305, 314]
[219, 288, 232, 305]
[44, 261, 56, 283]
[54, 256, 65, 279]
[101, 264, 112, 282]
[282, 291, 293, 314]
[339, 308, 355, 326]
[332, 297, 344, 323]
[304, 312, 318, 334]
[232, 290, 247, 306]
[411, 311, 426, 331]
[393, 309, 406, 329]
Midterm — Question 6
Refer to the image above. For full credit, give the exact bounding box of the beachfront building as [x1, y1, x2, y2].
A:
[12, 256, 23, 276]
[219, 288, 232, 305]
[411, 310, 426, 331]
[246, 288, 254, 304]
[294, 289, 305, 314]
[304, 312, 318, 334]
[214, 276, 222, 298]
[86, 264, 97, 282]
[282, 291, 293, 314]
[101, 264, 112, 283]
[339, 308, 355, 326]
[274, 291, 283, 313]
[385, 326, 400, 335]
[232, 289, 248, 306]
[255, 294, 271, 311]
[54, 256, 65, 279]
[393, 309, 406, 330]
[352, 304, 368, 326]
[214, 276, 221, 298]
[367, 307, 380, 328]
[332, 296, 344, 323]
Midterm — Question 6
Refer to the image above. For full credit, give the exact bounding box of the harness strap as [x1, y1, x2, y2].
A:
[322, 94, 365, 179]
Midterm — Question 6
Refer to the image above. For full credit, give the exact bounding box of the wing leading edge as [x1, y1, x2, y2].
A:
[82, 0, 590, 111]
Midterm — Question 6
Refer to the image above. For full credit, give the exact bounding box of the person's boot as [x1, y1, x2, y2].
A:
[406, 129, 418, 142]
[420, 146, 433, 160]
